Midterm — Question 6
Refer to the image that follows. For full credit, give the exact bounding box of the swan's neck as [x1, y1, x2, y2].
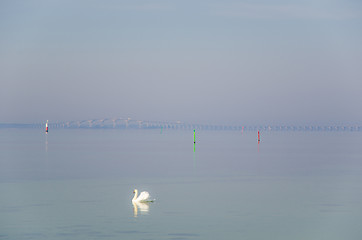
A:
[132, 189, 138, 202]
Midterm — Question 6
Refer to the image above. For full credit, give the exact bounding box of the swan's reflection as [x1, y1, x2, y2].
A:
[132, 201, 150, 217]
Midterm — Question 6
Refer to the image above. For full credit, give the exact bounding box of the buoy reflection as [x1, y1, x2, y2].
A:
[193, 142, 196, 170]
[45, 134, 48, 153]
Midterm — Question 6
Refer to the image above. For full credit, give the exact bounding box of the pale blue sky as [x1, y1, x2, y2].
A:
[1, 0, 361, 124]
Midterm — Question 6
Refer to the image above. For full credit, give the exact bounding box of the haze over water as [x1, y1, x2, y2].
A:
[1, 129, 362, 239]
[1, 0, 362, 125]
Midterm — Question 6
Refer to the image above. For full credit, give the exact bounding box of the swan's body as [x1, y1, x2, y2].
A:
[132, 189, 153, 203]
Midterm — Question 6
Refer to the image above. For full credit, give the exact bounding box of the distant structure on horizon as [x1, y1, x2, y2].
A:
[1, 118, 360, 132]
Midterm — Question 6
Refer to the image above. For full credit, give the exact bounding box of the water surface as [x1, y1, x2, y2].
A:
[1, 129, 362, 239]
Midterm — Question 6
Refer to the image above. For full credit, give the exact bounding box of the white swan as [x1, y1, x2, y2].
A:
[132, 189, 153, 203]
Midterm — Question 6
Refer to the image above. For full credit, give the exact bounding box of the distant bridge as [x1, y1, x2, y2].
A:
[27, 118, 362, 132]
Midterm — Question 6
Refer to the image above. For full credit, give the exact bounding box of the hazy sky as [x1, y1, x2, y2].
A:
[1, 0, 361, 125]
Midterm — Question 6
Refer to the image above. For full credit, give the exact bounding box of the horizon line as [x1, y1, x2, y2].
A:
[1, 120, 361, 132]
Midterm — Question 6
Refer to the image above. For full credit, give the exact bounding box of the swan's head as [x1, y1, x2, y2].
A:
[132, 189, 138, 202]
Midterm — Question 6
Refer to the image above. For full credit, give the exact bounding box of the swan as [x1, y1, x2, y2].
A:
[132, 189, 154, 203]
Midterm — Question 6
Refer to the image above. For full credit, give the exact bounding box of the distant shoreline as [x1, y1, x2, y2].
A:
[1, 122, 361, 132]
[0, 123, 35, 128]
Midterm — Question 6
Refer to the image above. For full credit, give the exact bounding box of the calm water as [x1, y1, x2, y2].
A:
[1, 129, 362, 240]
